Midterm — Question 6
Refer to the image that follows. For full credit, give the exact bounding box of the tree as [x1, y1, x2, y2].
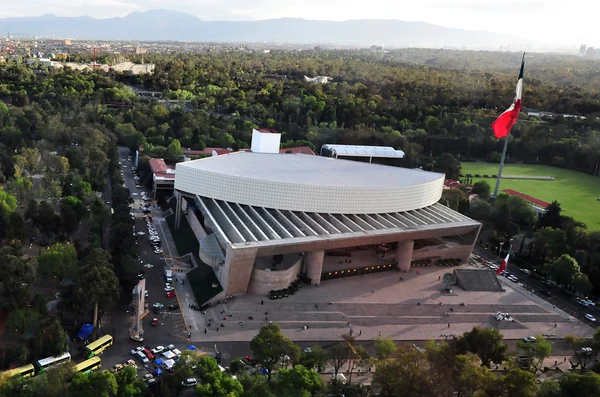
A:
[565, 335, 595, 371]
[35, 201, 58, 241]
[502, 368, 537, 397]
[274, 365, 325, 397]
[34, 318, 69, 357]
[299, 345, 328, 372]
[164, 139, 184, 163]
[115, 365, 143, 396]
[7, 212, 25, 241]
[68, 370, 118, 397]
[193, 355, 244, 397]
[0, 189, 17, 214]
[77, 263, 119, 328]
[250, 323, 300, 382]
[471, 181, 491, 199]
[543, 254, 580, 286]
[539, 200, 562, 229]
[375, 337, 397, 360]
[532, 227, 569, 262]
[372, 347, 431, 397]
[516, 335, 552, 373]
[559, 372, 600, 396]
[440, 188, 468, 213]
[329, 342, 349, 379]
[455, 327, 507, 367]
[573, 273, 594, 296]
[434, 153, 461, 179]
[37, 243, 78, 282]
[7, 309, 40, 339]
[537, 379, 561, 397]
[469, 199, 493, 223]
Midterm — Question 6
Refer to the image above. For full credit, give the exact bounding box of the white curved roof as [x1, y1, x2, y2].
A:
[175, 152, 444, 214]
[321, 144, 405, 158]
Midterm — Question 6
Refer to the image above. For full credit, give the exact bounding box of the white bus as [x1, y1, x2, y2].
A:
[34, 352, 72, 374]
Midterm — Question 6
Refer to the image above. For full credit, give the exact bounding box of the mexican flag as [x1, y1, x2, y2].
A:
[492, 55, 525, 139]
[496, 250, 511, 275]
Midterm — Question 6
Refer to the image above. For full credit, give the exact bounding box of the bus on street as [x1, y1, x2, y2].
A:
[73, 357, 101, 375]
[34, 352, 71, 374]
[0, 364, 35, 379]
[84, 334, 113, 358]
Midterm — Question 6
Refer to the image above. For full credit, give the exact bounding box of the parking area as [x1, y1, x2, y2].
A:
[109, 342, 191, 387]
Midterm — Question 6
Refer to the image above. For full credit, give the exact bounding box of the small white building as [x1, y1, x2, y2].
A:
[250, 128, 281, 154]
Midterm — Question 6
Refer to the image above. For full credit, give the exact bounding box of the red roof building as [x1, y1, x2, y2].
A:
[149, 158, 175, 198]
[279, 146, 316, 155]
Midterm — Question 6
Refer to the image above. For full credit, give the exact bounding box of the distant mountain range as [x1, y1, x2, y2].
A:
[0, 10, 530, 48]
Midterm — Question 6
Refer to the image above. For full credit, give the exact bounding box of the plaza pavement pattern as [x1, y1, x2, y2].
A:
[173, 262, 595, 344]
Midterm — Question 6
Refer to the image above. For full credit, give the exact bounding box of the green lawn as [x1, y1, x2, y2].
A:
[461, 162, 600, 230]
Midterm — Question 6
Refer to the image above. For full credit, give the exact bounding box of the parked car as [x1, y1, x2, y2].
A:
[131, 346, 144, 355]
[143, 349, 155, 360]
[585, 314, 596, 322]
[523, 336, 536, 342]
[151, 318, 159, 326]
[164, 286, 174, 292]
[169, 304, 179, 310]
[182, 378, 198, 387]
[166, 291, 176, 298]
[151, 346, 165, 354]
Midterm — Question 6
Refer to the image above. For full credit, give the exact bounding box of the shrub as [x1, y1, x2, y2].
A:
[474, 174, 481, 177]
[483, 174, 489, 178]
[492, 175, 498, 178]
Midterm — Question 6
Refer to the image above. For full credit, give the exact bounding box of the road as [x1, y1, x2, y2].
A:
[97, 148, 188, 372]
[473, 246, 600, 329]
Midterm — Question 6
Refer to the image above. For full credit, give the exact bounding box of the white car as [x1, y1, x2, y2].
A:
[151, 346, 165, 354]
[131, 346, 144, 355]
[165, 285, 174, 292]
[586, 314, 596, 322]
[182, 378, 198, 387]
[523, 336, 536, 343]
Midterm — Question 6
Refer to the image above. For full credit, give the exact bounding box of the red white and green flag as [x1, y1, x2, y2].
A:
[492, 55, 525, 139]
[496, 249, 511, 275]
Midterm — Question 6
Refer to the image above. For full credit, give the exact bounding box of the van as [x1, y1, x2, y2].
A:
[164, 268, 173, 283]
[136, 351, 149, 364]
[182, 378, 198, 387]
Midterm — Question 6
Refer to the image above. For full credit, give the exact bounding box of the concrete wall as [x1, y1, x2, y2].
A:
[223, 246, 258, 296]
[306, 250, 325, 285]
[198, 239, 221, 270]
[396, 241, 414, 271]
[247, 256, 303, 295]
[412, 244, 473, 262]
[187, 210, 207, 241]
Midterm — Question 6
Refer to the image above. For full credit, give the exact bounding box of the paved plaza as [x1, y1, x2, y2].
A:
[171, 260, 595, 343]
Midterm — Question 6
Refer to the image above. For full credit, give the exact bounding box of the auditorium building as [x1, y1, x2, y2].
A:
[172, 129, 481, 297]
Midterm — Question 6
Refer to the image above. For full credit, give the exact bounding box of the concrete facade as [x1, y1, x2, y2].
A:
[247, 257, 303, 295]
[223, 246, 258, 296]
[396, 241, 414, 272]
[306, 250, 325, 285]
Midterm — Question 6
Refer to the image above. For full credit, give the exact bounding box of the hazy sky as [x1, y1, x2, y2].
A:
[0, 0, 596, 46]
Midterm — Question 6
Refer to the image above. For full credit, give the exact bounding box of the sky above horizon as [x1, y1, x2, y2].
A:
[0, 0, 597, 47]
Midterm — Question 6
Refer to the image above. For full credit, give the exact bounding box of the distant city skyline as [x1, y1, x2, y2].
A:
[0, 1, 597, 47]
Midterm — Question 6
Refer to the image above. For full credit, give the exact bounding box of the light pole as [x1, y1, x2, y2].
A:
[499, 242, 504, 255]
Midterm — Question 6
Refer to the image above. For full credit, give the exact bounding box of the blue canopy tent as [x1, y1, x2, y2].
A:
[155, 358, 164, 366]
[75, 324, 94, 341]
[153, 368, 163, 376]
[187, 345, 197, 351]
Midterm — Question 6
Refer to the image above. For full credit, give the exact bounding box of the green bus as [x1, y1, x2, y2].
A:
[34, 352, 71, 374]
[83, 334, 113, 358]
[73, 357, 101, 375]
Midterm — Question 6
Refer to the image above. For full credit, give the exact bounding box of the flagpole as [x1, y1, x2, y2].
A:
[493, 134, 509, 197]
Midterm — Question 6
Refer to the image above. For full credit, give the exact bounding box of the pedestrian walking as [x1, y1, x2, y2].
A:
[448, 323, 450, 328]
[555, 323, 557, 328]
[378, 331, 381, 337]
[359, 330, 362, 336]
[204, 328, 207, 334]
[438, 276, 441, 280]
[216, 327, 219, 332]
[261, 300, 264, 305]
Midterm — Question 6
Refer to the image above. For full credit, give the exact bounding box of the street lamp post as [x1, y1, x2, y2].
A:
[499, 242, 504, 255]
